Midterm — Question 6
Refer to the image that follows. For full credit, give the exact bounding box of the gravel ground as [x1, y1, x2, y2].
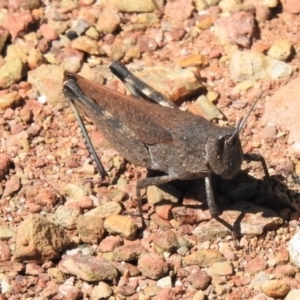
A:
[1, 0, 300, 299]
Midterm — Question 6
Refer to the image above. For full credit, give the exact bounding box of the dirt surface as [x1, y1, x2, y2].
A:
[1, 0, 300, 299]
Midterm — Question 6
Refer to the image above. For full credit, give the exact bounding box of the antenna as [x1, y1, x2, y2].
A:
[229, 92, 263, 142]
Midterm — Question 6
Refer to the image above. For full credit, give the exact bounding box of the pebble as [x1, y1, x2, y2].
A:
[152, 230, 181, 252]
[267, 40, 292, 61]
[113, 261, 140, 276]
[207, 261, 234, 276]
[113, 242, 145, 262]
[3, 175, 21, 197]
[59, 255, 118, 281]
[1, 10, 33, 40]
[104, 215, 137, 240]
[14, 214, 70, 263]
[0, 58, 25, 89]
[39, 23, 58, 41]
[183, 249, 225, 268]
[91, 282, 112, 299]
[186, 270, 211, 290]
[157, 276, 172, 288]
[100, 0, 156, 12]
[95, 6, 120, 34]
[134, 66, 203, 104]
[54, 205, 80, 230]
[138, 252, 168, 279]
[281, 0, 300, 14]
[164, 0, 194, 21]
[172, 206, 212, 224]
[214, 11, 255, 47]
[192, 290, 205, 300]
[261, 279, 290, 298]
[47, 268, 66, 284]
[27, 64, 67, 109]
[244, 257, 267, 275]
[0, 241, 11, 261]
[99, 235, 122, 252]
[229, 50, 293, 82]
[72, 35, 100, 55]
[76, 215, 105, 244]
[85, 202, 122, 218]
[288, 231, 300, 267]
[285, 289, 300, 300]
[156, 288, 175, 300]
[147, 184, 180, 205]
[62, 183, 90, 201]
[0, 226, 14, 240]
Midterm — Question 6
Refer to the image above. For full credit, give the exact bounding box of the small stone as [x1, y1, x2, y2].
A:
[40, 23, 58, 41]
[100, 0, 156, 12]
[86, 202, 122, 218]
[0, 241, 11, 261]
[59, 255, 118, 281]
[214, 11, 255, 48]
[267, 40, 292, 61]
[0, 226, 14, 240]
[207, 261, 234, 276]
[192, 290, 205, 300]
[104, 215, 137, 240]
[178, 54, 208, 68]
[25, 263, 43, 275]
[147, 184, 180, 205]
[27, 64, 67, 109]
[244, 257, 267, 275]
[156, 288, 175, 300]
[153, 230, 181, 252]
[219, 0, 241, 12]
[54, 205, 80, 230]
[164, 0, 194, 21]
[1, 10, 33, 40]
[15, 214, 70, 263]
[77, 215, 105, 244]
[157, 276, 172, 288]
[288, 232, 300, 267]
[281, 0, 300, 14]
[95, 6, 120, 34]
[186, 270, 211, 290]
[63, 183, 90, 201]
[113, 242, 145, 262]
[285, 289, 300, 300]
[47, 268, 66, 284]
[261, 280, 290, 298]
[183, 249, 225, 267]
[92, 282, 112, 299]
[99, 235, 122, 252]
[172, 206, 212, 224]
[71, 36, 100, 55]
[3, 175, 21, 197]
[0, 58, 25, 89]
[230, 50, 293, 82]
[274, 264, 295, 279]
[138, 252, 168, 279]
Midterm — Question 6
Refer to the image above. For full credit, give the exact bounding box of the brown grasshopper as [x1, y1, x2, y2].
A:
[62, 61, 269, 218]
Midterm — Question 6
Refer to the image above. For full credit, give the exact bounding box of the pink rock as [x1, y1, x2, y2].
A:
[262, 77, 300, 150]
[40, 23, 58, 41]
[155, 202, 174, 219]
[0, 241, 11, 262]
[244, 257, 267, 274]
[34, 188, 58, 207]
[138, 252, 168, 279]
[214, 11, 256, 47]
[164, 0, 194, 22]
[0, 10, 33, 40]
[156, 288, 175, 300]
[3, 175, 21, 197]
[186, 270, 211, 290]
[281, 0, 300, 14]
[25, 262, 43, 275]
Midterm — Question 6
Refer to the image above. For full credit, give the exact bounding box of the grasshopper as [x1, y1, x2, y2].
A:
[62, 61, 269, 218]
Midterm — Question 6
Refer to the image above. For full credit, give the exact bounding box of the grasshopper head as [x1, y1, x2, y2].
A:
[205, 93, 263, 179]
[205, 125, 244, 179]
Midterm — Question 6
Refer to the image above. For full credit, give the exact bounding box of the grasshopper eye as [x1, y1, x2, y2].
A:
[217, 136, 225, 152]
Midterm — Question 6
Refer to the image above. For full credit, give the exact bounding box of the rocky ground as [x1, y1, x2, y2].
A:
[1, 0, 300, 299]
